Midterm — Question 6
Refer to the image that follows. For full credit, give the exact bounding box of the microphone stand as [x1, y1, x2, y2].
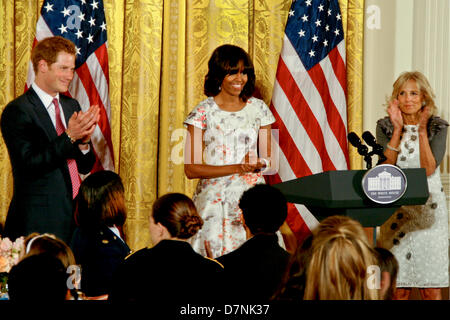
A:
[355, 145, 372, 169]
[367, 145, 387, 166]
[363, 153, 373, 169]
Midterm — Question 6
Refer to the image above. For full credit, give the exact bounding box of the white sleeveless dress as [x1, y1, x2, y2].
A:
[378, 124, 449, 287]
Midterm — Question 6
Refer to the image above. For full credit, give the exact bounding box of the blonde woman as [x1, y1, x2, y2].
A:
[304, 216, 379, 300]
[376, 71, 449, 300]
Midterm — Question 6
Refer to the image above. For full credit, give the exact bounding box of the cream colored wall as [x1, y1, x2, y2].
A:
[363, 0, 411, 135]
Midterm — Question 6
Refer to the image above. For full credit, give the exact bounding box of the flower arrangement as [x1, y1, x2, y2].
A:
[0, 236, 25, 295]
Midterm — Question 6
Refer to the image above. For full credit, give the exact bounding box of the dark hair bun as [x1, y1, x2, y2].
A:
[178, 215, 203, 239]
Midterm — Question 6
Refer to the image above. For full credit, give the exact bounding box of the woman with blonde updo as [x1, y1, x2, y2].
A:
[303, 216, 379, 300]
[108, 193, 224, 303]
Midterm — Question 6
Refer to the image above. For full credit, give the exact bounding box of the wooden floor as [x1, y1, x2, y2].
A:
[409, 287, 449, 300]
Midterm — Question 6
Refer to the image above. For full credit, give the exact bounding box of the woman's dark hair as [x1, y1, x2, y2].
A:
[152, 193, 203, 239]
[23, 233, 76, 269]
[74, 170, 126, 229]
[204, 44, 255, 102]
[271, 234, 313, 302]
[8, 254, 68, 301]
[374, 247, 399, 300]
[239, 184, 287, 234]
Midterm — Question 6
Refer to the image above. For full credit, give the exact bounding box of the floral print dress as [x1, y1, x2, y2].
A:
[184, 97, 275, 258]
[378, 124, 449, 287]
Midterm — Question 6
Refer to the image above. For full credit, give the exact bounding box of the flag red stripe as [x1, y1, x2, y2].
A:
[90, 147, 105, 172]
[75, 64, 114, 155]
[270, 102, 313, 178]
[265, 173, 312, 243]
[276, 59, 336, 171]
[286, 203, 312, 244]
[328, 46, 347, 97]
[308, 64, 349, 168]
[94, 43, 110, 87]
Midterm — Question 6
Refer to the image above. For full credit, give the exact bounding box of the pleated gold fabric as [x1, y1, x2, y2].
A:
[342, 0, 365, 170]
[0, 0, 364, 251]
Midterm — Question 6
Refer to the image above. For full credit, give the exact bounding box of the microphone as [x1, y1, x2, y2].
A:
[348, 132, 372, 169]
[347, 132, 368, 156]
[361, 131, 378, 148]
[362, 131, 387, 164]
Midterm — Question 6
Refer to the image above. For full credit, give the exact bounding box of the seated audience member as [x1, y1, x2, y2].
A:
[23, 233, 76, 268]
[8, 254, 68, 302]
[374, 247, 399, 300]
[272, 234, 314, 302]
[216, 184, 290, 301]
[303, 215, 379, 300]
[70, 170, 131, 299]
[108, 193, 224, 304]
[22, 233, 79, 300]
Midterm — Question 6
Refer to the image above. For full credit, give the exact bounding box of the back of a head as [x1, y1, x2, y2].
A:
[304, 216, 378, 300]
[239, 184, 287, 234]
[24, 233, 76, 269]
[8, 254, 68, 301]
[272, 234, 314, 302]
[152, 193, 203, 239]
[75, 170, 126, 228]
[374, 247, 399, 300]
[374, 247, 398, 277]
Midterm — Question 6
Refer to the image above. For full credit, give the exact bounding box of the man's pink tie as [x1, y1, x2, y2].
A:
[53, 98, 80, 199]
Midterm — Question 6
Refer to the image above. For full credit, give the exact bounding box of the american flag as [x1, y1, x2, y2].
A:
[267, 0, 349, 242]
[25, 0, 114, 172]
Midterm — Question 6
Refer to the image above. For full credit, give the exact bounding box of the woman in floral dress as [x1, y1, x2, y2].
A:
[376, 71, 449, 300]
[184, 44, 276, 258]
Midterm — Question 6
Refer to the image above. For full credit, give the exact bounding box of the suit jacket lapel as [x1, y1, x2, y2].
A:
[60, 95, 75, 126]
[26, 87, 58, 141]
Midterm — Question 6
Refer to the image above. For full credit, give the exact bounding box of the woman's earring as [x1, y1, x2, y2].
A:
[218, 86, 221, 91]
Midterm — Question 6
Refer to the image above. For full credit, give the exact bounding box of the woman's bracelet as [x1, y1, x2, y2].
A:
[386, 144, 400, 152]
[259, 158, 271, 172]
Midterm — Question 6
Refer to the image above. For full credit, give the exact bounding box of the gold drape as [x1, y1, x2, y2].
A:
[0, 0, 364, 251]
[341, 0, 365, 170]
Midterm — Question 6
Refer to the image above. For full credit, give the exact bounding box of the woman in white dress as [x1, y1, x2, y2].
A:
[184, 44, 275, 258]
[376, 71, 449, 300]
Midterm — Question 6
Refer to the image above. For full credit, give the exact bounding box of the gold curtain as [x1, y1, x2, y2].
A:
[341, 0, 365, 170]
[0, 0, 364, 251]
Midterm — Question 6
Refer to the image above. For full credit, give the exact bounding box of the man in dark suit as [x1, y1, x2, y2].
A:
[216, 184, 290, 301]
[0, 36, 99, 244]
